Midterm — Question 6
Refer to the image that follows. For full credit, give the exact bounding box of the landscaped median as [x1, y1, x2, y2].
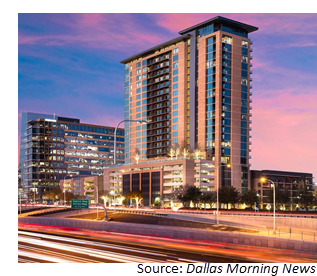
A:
[18, 216, 317, 254]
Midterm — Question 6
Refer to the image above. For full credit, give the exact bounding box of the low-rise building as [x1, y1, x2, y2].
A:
[251, 170, 314, 211]
[103, 157, 216, 207]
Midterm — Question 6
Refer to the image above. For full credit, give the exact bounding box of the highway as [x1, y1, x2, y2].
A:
[18, 228, 240, 263]
[18, 224, 317, 263]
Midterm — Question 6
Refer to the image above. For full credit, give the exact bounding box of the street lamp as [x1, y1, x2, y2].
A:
[114, 119, 148, 165]
[19, 188, 23, 215]
[63, 174, 72, 206]
[216, 163, 231, 225]
[95, 183, 99, 219]
[261, 177, 276, 234]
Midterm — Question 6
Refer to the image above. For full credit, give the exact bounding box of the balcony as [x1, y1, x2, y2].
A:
[163, 174, 183, 179]
[194, 182, 215, 187]
[194, 174, 214, 179]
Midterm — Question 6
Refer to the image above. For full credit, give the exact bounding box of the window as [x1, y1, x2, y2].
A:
[173, 55, 178, 62]
[173, 62, 178, 68]
[173, 69, 178, 75]
[173, 124, 178, 130]
[242, 40, 248, 48]
[173, 104, 178, 110]
[173, 97, 178, 103]
[173, 131, 178, 137]
[173, 90, 178, 96]
[173, 76, 178, 82]
[241, 79, 248, 86]
[173, 48, 179, 54]
[222, 36, 232, 44]
[136, 62, 141, 68]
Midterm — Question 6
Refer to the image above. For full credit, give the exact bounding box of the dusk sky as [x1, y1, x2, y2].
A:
[18, 13, 317, 181]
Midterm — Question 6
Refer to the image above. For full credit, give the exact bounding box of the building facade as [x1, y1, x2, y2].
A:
[104, 156, 216, 207]
[60, 175, 104, 204]
[121, 16, 258, 193]
[19, 111, 124, 199]
[251, 170, 314, 210]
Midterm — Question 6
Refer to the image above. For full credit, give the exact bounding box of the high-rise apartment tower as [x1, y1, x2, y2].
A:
[121, 16, 258, 192]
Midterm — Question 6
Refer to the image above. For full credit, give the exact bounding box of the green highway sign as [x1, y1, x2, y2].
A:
[71, 199, 89, 209]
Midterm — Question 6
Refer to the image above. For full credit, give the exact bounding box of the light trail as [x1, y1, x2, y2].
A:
[18, 230, 201, 263]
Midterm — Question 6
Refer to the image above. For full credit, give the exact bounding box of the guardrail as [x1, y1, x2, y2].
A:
[176, 210, 317, 219]
[112, 209, 168, 217]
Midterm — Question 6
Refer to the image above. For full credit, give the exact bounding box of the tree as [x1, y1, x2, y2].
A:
[28, 190, 38, 203]
[218, 186, 240, 209]
[172, 185, 190, 207]
[126, 190, 143, 209]
[100, 190, 111, 206]
[173, 184, 201, 207]
[64, 191, 75, 204]
[240, 189, 260, 208]
[199, 192, 216, 209]
[266, 187, 291, 209]
[42, 187, 62, 204]
[294, 187, 314, 212]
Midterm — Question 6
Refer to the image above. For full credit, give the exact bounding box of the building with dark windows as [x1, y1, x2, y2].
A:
[251, 170, 314, 210]
[19, 111, 124, 200]
[120, 16, 258, 193]
[103, 156, 216, 207]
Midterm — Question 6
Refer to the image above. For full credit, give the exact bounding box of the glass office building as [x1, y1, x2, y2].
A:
[19, 112, 124, 199]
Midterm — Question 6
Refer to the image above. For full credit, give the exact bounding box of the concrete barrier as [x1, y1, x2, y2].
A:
[218, 215, 317, 230]
[18, 216, 317, 254]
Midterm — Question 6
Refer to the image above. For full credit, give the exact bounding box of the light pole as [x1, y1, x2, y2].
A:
[95, 184, 99, 219]
[261, 177, 276, 234]
[114, 119, 148, 165]
[34, 179, 40, 205]
[63, 174, 72, 206]
[216, 163, 231, 225]
[19, 188, 23, 215]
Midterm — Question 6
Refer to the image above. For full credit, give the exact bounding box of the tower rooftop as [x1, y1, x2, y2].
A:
[178, 15, 258, 35]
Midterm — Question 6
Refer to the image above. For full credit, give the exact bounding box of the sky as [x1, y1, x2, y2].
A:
[17, 12, 317, 180]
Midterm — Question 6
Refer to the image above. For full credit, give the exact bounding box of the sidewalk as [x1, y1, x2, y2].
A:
[165, 211, 317, 243]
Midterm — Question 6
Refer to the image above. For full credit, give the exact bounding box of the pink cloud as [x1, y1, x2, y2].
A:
[251, 92, 317, 177]
[19, 14, 165, 51]
[155, 13, 317, 37]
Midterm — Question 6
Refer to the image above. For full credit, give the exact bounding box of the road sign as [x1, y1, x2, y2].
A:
[71, 199, 89, 209]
